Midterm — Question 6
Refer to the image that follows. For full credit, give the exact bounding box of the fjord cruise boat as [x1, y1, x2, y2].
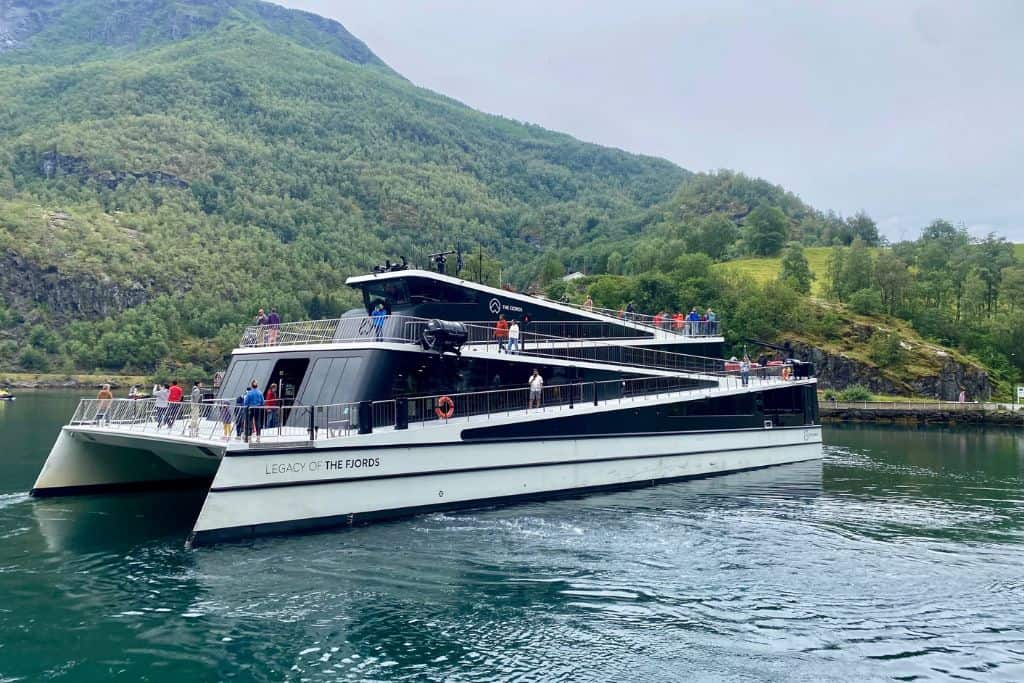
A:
[31, 265, 822, 546]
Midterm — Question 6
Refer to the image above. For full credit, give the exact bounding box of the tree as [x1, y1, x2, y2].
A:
[687, 213, 738, 260]
[606, 251, 624, 275]
[1000, 266, 1024, 314]
[972, 233, 1015, 315]
[744, 206, 789, 256]
[538, 253, 564, 286]
[827, 239, 873, 301]
[633, 273, 677, 313]
[844, 211, 880, 246]
[873, 250, 912, 315]
[778, 242, 814, 294]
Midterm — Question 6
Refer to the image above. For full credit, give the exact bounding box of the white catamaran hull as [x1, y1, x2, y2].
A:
[189, 425, 822, 546]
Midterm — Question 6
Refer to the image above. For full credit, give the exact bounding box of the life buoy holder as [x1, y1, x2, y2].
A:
[435, 395, 455, 420]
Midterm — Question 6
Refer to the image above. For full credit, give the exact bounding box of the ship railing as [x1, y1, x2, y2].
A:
[456, 321, 740, 376]
[559, 302, 722, 338]
[241, 313, 722, 349]
[240, 315, 433, 348]
[63, 363, 810, 445]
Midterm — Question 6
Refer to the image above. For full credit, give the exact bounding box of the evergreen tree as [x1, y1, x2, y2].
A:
[778, 242, 814, 294]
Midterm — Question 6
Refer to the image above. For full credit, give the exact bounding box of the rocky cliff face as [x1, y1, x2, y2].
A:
[0, 0, 61, 52]
[791, 341, 992, 401]
[38, 151, 189, 190]
[0, 250, 149, 321]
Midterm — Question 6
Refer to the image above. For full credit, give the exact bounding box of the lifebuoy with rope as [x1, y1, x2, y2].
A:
[435, 395, 455, 420]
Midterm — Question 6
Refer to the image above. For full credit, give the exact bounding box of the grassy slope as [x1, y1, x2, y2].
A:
[711, 247, 836, 296]
[712, 246, 1005, 397]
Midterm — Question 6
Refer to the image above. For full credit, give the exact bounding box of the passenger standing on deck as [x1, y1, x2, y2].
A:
[494, 314, 508, 353]
[234, 392, 245, 437]
[154, 383, 170, 427]
[220, 399, 233, 439]
[740, 356, 751, 387]
[267, 308, 281, 345]
[165, 380, 183, 428]
[243, 380, 265, 443]
[686, 307, 700, 335]
[583, 295, 594, 311]
[189, 381, 203, 436]
[528, 368, 544, 408]
[96, 384, 113, 424]
[371, 303, 387, 340]
[264, 382, 278, 429]
[508, 319, 521, 354]
[625, 301, 635, 322]
[254, 308, 268, 346]
[706, 307, 717, 334]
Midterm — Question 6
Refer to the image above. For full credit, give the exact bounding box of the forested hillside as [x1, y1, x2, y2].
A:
[0, 0, 689, 375]
[0, 0, 1018, 397]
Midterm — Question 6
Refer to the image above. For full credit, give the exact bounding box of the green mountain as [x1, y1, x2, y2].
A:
[0, 0, 689, 373]
[2, 0, 1014, 398]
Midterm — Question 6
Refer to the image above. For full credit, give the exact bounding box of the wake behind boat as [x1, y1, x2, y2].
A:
[30, 263, 822, 547]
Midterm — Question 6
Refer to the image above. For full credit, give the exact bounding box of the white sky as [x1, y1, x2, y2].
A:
[279, 0, 1024, 242]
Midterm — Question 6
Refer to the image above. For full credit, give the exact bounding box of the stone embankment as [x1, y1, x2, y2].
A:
[822, 401, 1024, 426]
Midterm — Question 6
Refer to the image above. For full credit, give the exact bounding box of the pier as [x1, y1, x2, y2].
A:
[821, 400, 1024, 426]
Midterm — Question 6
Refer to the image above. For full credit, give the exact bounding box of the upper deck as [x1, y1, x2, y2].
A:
[241, 269, 722, 350]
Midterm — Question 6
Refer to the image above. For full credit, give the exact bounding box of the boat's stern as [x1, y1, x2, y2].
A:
[31, 401, 228, 497]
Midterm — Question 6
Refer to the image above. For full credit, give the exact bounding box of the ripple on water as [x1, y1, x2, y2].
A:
[2, 440, 1024, 681]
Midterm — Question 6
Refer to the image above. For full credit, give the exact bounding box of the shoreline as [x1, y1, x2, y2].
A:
[821, 403, 1024, 427]
[1, 373, 151, 390]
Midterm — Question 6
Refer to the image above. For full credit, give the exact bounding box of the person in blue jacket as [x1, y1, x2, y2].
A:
[686, 307, 701, 335]
[243, 380, 265, 442]
[371, 302, 388, 340]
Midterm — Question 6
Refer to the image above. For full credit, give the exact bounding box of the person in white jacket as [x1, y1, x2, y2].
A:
[528, 368, 544, 408]
[153, 384, 170, 428]
[508, 320, 521, 354]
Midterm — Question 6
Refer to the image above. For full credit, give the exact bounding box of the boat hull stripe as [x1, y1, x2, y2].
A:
[227, 424, 817, 456]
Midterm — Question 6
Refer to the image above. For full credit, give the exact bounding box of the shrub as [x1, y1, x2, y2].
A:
[19, 347, 49, 372]
[867, 332, 906, 367]
[848, 288, 883, 315]
[838, 384, 872, 401]
[823, 388, 838, 401]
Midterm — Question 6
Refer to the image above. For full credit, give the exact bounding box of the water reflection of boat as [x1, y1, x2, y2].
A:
[0, 389, 15, 401]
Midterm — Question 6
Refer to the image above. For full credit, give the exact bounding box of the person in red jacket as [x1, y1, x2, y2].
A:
[493, 314, 509, 353]
[264, 382, 279, 429]
[165, 380, 183, 428]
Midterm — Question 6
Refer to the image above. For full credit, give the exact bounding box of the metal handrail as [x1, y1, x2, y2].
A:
[559, 301, 721, 337]
[240, 311, 722, 349]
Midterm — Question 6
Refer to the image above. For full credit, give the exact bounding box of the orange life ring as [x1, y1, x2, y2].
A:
[435, 395, 455, 420]
[781, 366, 792, 381]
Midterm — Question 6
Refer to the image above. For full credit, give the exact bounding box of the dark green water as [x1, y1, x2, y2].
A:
[1, 392, 1023, 681]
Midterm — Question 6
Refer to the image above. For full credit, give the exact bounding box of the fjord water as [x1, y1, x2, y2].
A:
[1, 393, 1022, 681]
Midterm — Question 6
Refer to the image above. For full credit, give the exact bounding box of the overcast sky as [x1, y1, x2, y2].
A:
[279, 0, 1023, 242]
